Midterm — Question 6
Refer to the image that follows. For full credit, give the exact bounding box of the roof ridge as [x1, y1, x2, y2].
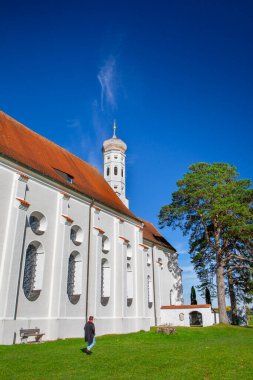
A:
[0, 111, 141, 221]
[0, 111, 176, 250]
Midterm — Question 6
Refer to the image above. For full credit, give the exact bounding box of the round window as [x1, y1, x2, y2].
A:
[102, 236, 110, 253]
[70, 225, 83, 246]
[29, 212, 47, 235]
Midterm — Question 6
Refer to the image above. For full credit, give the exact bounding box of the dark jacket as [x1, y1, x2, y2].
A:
[84, 321, 95, 344]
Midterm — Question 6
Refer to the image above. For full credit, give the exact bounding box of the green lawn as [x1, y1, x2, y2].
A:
[1, 325, 253, 380]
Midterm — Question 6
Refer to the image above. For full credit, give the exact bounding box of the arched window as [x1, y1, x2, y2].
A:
[170, 289, 173, 305]
[121, 168, 123, 177]
[67, 251, 82, 304]
[126, 244, 132, 260]
[101, 258, 110, 305]
[127, 263, 133, 306]
[147, 275, 153, 308]
[114, 166, 118, 175]
[147, 253, 151, 266]
[23, 242, 44, 301]
[107, 167, 110, 176]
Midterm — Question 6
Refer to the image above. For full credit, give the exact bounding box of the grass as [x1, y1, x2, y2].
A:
[0, 325, 253, 380]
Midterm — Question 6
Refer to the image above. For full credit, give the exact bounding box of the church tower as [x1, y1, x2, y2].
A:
[102, 121, 129, 208]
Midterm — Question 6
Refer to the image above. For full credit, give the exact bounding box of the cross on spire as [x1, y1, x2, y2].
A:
[113, 120, 117, 138]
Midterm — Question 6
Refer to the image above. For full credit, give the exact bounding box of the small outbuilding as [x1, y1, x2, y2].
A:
[160, 304, 219, 327]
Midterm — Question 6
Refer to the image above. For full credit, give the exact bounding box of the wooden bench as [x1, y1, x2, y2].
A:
[20, 328, 44, 343]
[157, 325, 176, 335]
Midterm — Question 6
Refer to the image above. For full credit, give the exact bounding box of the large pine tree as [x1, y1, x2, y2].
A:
[159, 163, 253, 324]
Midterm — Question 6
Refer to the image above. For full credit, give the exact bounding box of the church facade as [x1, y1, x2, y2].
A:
[0, 112, 183, 345]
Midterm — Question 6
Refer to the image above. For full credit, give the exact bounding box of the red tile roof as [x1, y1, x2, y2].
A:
[161, 304, 211, 309]
[0, 111, 175, 251]
[0, 111, 137, 220]
[142, 220, 176, 252]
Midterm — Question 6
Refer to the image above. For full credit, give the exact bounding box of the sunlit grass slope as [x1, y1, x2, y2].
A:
[0, 325, 252, 380]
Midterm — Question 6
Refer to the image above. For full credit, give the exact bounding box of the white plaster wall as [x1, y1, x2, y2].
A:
[89, 211, 150, 336]
[142, 246, 155, 326]
[160, 307, 218, 327]
[92, 209, 116, 320]
[0, 168, 31, 344]
[151, 246, 183, 326]
[16, 179, 59, 319]
[0, 159, 181, 344]
[55, 195, 90, 339]
[156, 248, 174, 307]
[0, 166, 14, 260]
[0, 165, 17, 319]
[0, 162, 91, 343]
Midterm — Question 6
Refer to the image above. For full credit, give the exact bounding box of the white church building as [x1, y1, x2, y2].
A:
[0, 112, 215, 345]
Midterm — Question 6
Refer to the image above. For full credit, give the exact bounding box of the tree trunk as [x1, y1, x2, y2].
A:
[228, 273, 238, 325]
[216, 263, 229, 324]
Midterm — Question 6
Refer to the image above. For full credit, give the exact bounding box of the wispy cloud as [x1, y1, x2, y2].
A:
[97, 57, 117, 111]
[64, 55, 121, 172]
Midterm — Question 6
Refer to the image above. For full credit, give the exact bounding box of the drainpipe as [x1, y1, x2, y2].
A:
[151, 244, 157, 327]
[85, 198, 95, 322]
[13, 217, 28, 344]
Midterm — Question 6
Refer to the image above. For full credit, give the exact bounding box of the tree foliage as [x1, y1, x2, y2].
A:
[191, 286, 197, 305]
[159, 162, 253, 324]
[205, 287, 212, 305]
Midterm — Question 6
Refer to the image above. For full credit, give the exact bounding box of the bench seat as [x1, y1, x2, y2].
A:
[20, 328, 45, 343]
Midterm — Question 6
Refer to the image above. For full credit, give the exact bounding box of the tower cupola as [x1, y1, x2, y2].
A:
[102, 121, 129, 208]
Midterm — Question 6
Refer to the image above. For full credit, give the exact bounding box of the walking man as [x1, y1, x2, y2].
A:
[84, 316, 96, 354]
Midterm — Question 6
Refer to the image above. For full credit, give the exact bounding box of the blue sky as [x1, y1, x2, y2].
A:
[1, 0, 253, 304]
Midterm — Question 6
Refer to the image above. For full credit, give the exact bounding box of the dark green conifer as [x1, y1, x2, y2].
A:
[205, 287, 211, 305]
[191, 286, 197, 305]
